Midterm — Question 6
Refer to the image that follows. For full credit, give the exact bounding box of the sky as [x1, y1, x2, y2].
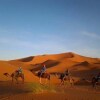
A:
[0, 0, 100, 60]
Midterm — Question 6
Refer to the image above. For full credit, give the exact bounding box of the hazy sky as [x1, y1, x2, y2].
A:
[0, 0, 100, 60]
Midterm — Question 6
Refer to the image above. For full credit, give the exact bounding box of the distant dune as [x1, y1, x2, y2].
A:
[0, 52, 100, 82]
[9, 52, 100, 65]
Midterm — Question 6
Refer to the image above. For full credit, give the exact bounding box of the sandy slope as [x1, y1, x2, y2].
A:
[0, 61, 38, 82]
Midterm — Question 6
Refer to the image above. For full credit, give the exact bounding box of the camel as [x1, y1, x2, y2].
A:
[92, 76, 100, 88]
[4, 71, 24, 84]
[59, 73, 74, 86]
[36, 71, 50, 84]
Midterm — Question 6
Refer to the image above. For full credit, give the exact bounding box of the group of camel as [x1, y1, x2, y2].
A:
[3, 71, 74, 86]
[3, 70, 100, 88]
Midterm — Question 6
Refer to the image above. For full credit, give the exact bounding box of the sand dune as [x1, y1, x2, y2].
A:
[9, 52, 100, 72]
[0, 61, 38, 82]
[0, 52, 100, 100]
[8, 52, 100, 78]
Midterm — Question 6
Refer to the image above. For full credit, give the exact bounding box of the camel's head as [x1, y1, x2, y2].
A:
[3, 73, 9, 77]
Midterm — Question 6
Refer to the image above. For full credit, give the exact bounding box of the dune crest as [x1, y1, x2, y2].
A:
[0, 52, 100, 82]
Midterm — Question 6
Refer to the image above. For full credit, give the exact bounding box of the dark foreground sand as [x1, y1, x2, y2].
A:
[0, 81, 100, 100]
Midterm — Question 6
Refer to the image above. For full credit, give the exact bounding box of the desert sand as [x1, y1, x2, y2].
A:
[0, 52, 100, 100]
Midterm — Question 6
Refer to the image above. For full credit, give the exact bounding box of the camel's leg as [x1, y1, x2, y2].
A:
[15, 78, 18, 84]
[92, 79, 96, 88]
[63, 80, 65, 85]
[45, 78, 47, 84]
[21, 78, 24, 84]
[39, 77, 42, 84]
[60, 79, 64, 86]
[60, 80, 62, 86]
[93, 82, 96, 89]
[95, 82, 98, 89]
[71, 80, 74, 86]
[70, 79, 74, 87]
[60, 80, 63, 86]
[48, 79, 50, 86]
[22, 78, 24, 84]
[22, 75, 24, 84]
[12, 77, 14, 83]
